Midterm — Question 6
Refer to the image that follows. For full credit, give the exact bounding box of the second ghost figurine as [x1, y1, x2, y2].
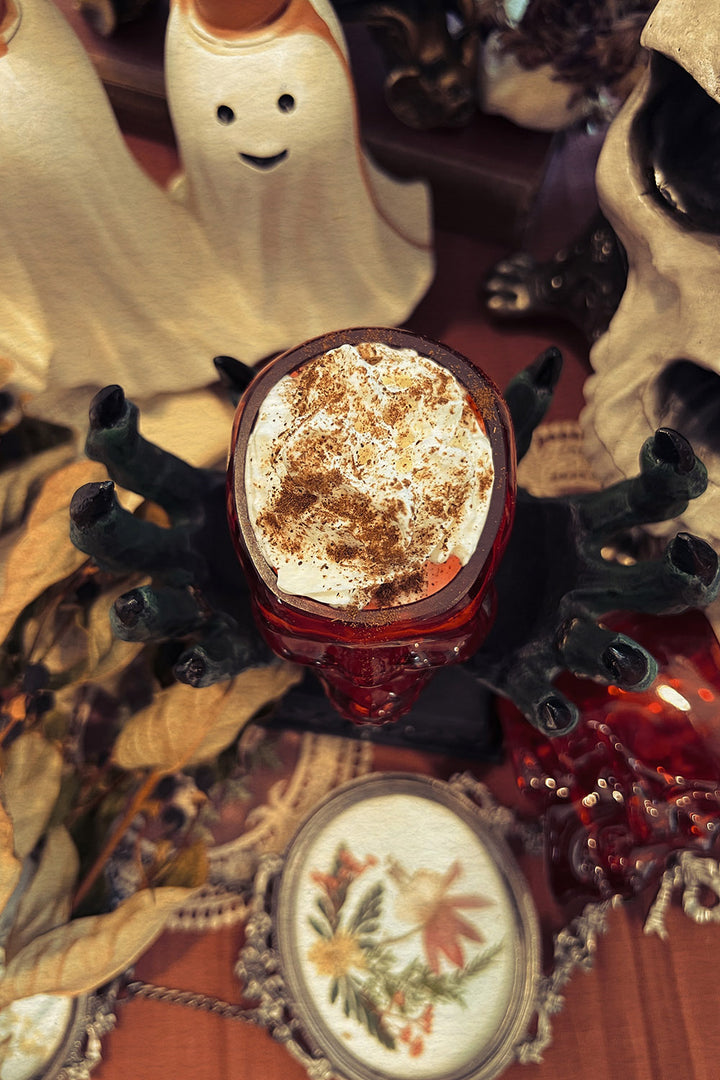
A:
[164, 0, 434, 347]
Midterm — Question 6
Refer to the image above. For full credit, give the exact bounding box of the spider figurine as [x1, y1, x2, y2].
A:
[70, 347, 719, 747]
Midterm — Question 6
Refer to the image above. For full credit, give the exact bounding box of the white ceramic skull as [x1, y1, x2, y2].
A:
[582, 0, 720, 545]
[164, 0, 434, 348]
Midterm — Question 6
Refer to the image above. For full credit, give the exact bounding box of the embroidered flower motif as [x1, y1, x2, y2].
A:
[307, 931, 366, 979]
[310, 870, 342, 896]
[409, 1036, 424, 1057]
[419, 1003, 434, 1034]
[388, 859, 493, 973]
[305, 845, 501, 1057]
[310, 848, 377, 901]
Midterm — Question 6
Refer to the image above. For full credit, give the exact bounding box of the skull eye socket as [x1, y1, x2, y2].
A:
[217, 105, 236, 124]
[657, 360, 720, 457]
[634, 54, 720, 234]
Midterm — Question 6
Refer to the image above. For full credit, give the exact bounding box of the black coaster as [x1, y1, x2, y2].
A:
[262, 665, 503, 761]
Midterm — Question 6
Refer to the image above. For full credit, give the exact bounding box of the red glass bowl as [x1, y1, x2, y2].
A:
[227, 327, 516, 724]
[501, 610, 720, 904]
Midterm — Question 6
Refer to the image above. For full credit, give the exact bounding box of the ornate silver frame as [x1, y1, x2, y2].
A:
[6, 982, 120, 1080]
[235, 772, 600, 1080]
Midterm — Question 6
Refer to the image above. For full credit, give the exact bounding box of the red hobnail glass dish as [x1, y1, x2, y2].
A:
[226, 327, 516, 725]
[500, 610, 720, 904]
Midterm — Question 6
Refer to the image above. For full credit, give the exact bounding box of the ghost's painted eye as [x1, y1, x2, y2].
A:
[216, 105, 236, 124]
[278, 94, 295, 113]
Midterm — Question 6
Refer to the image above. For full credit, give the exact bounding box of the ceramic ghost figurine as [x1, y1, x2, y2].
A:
[0, 0, 274, 464]
[582, 0, 720, 546]
[164, 0, 434, 346]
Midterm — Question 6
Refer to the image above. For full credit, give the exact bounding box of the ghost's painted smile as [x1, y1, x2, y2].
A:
[239, 150, 289, 170]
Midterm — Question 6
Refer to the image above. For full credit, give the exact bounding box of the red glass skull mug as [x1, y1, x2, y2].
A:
[227, 327, 516, 724]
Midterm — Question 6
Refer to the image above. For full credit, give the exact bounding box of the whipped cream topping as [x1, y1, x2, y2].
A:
[243, 342, 494, 609]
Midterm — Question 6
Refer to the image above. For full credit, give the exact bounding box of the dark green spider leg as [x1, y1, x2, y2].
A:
[480, 597, 665, 738]
[572, 428, 708, 536]
[74, 382, 216, 631]
[69, 481, 199, 583]
[503, 345, 563, 462]
[72, 383, 270, 686]
[556, 612, 657, 689]
[500, 657, 582, 736]
[213, 355, 257, 407]
[543, 529, 718, 725]
[85, 384, 220, 525]
[466, 508, 587, 737]
[533, 530, 718, 735]
[111, 584, 210, 642]
[552, 429, 716, 688]
[472, 591, 659, 735]
[470, 350, 578, 734]
[660, 531, 720, 609]
[173, 614, 265, 688]
[549, 531, 719, 708]
[471, 357, 719, 737]
[562, 532, 720, 623]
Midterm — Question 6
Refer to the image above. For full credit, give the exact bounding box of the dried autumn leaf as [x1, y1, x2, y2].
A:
[0, 799, 21, 916]
[22, 578, 145, 689]
[114, 662, 302, 772]
[0, 459, 106, 643]
[0, 439, 77, 536]
[0, 886, 192, 1008]
[22, 605, 88, 678]
[1, 732, 63, 859]
[5, 826, 80, 961]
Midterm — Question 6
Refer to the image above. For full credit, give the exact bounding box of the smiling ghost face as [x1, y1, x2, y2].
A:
[211, 58, 302, 173]
[216, 93, 294, 171]
[168, 30, 355, 203]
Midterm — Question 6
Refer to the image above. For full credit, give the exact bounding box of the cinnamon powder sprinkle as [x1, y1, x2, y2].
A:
[244, 342, 495, 609]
